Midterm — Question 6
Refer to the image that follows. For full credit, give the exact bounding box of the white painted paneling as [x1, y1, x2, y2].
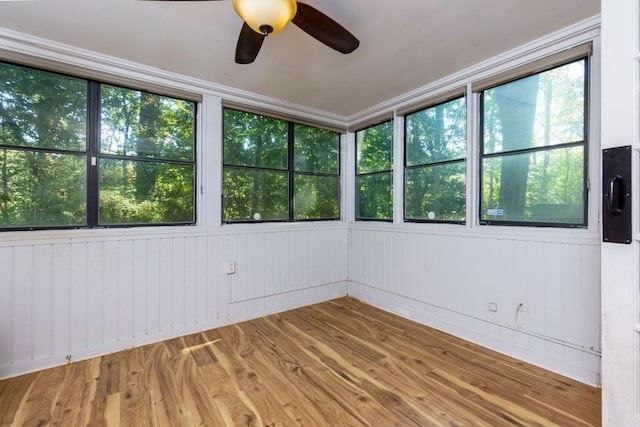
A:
[145, 238, 161, 334]
[184, 237, 198, 326]
[33, 245, 53, 360]
[86, 242, 103, 348]
[158, 238, 173, 332]
[0, 226, 349, 379]
[51, 244, 70, 356]
[117, 240, 134, 341]
[348, 228, 601, 385]
[171, 237, 186, 328]
[13, 245, 33, 363]
[132, 239, 147, 339]
[69, 243, 88, 352]
[0, 247, 13, 364]
[102, 241, 119, 345]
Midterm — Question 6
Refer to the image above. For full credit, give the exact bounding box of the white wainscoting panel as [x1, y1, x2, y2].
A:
[0, 226, 348, 379]
[348, 228, 601, 385]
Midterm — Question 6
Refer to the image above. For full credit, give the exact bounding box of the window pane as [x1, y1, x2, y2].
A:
[483, 60, 585, 155]
[294, 124, 339, 174]
[0, 62, 87, 151]
[356, 172, 393, 220]
[356, 120, 393, 174]
[481, 146, 584, 224]
[222, 167, 288, 222]
[99, 159, 194, 224]
[406, 97, 466, 166]
[406, 162, 466, 222]
[0, 149, 86, 228]
[223, 109, 287, 169]
[101, 85, 195, 161]
[294, 174, 339, 220]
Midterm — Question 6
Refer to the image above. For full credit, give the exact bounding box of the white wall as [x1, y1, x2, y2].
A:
[600, 0, 640, 424]
[348, 226, 600, 384]
[0, 227, 348, 379]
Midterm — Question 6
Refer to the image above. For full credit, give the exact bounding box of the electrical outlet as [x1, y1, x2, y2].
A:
[224, 260, 236, 275]
[488, 302, 498, 312]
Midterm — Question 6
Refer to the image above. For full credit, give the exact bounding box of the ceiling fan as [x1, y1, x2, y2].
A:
[150, 0, 359, 64]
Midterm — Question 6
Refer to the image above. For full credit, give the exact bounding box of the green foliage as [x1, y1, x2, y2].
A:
[0, 150, 86, 227]
[99, 86, 196, 225]
[101, 85, 195, 161]
[482, 60, 586, 224]
[356, 121, 393, 174]
[222, 109, 340, 222]
[294, 174, 339, 220]
[0, 62, 196, 229]
[405, 97, 466, 221]
[223, 109, 287, 170]
[356, 121, 393, 220]
[0, 63, 88, 227]
[222, 168, 288, 221]
[356, 173, 393, 220]
[99, 160, 194, 224]
[294, 124, 339, 174]
[406, 163, 466, 222]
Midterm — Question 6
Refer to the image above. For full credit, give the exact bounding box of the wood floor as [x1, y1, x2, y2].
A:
[0, 297, 600, 426]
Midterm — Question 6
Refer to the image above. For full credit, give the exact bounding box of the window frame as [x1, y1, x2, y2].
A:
[403, 95, 467, 224]
[354, 120, 394, 222]
[477, 56, 590, 228]
[221, 108, 341, 224]
[0, 60, 198, 232]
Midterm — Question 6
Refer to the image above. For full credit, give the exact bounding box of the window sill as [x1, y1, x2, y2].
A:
[0, 220, 351, 246]
[348, 220, 600, 245]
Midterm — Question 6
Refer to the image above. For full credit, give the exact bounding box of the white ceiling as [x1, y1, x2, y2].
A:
[0, 0, 600, 118]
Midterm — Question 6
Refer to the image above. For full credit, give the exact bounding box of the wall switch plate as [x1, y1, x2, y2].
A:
[224, 260, 236, 275]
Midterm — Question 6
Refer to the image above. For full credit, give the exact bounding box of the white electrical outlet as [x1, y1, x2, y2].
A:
[488, 302, 498, 312]
[224, 260, 236, 275]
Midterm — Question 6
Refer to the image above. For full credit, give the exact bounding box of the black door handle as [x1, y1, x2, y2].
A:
[607, 175, 624, 216]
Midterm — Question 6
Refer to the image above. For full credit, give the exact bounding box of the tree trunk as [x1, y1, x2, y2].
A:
[136, 93, 160, 198]
[496, 76, 539, 220]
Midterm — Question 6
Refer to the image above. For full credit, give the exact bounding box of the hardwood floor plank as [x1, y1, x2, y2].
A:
[87, 352, 122, 427]
[0, 297, 601, 426]
[206, 326, 306, 426]
[323, 298, 601, 425]
[256, 315, 439, 426]
[237, 319, 368, 426]
[165, 336, 228, 425]
[7, 367, 64, 427]
[0, 371, 38, 425]
[119, 346, 153, 426]
[49, 358, 100, 426]
[309, 302, 539, 424]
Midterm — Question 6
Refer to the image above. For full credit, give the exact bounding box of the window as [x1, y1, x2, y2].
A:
[0, 62, 196, 230]
[479, 58, 588, 226]
[355, 120, 393, 221]
[222, 108, 340, 222]
[404, 96, 466, 222]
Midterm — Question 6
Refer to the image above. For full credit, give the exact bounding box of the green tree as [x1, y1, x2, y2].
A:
[356, 120, 393, 220]
[0, 63, 87, 227]
[405, 97, 466, 221]
[99, 87, 196, 224]
[482, 60, 585, 224]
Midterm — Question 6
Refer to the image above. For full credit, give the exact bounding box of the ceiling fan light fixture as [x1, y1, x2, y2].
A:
[232, 0, 297, 36]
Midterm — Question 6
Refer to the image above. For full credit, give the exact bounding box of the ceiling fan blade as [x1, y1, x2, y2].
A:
[235, 22, 266, 64]
[292, 2, 359, 54]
